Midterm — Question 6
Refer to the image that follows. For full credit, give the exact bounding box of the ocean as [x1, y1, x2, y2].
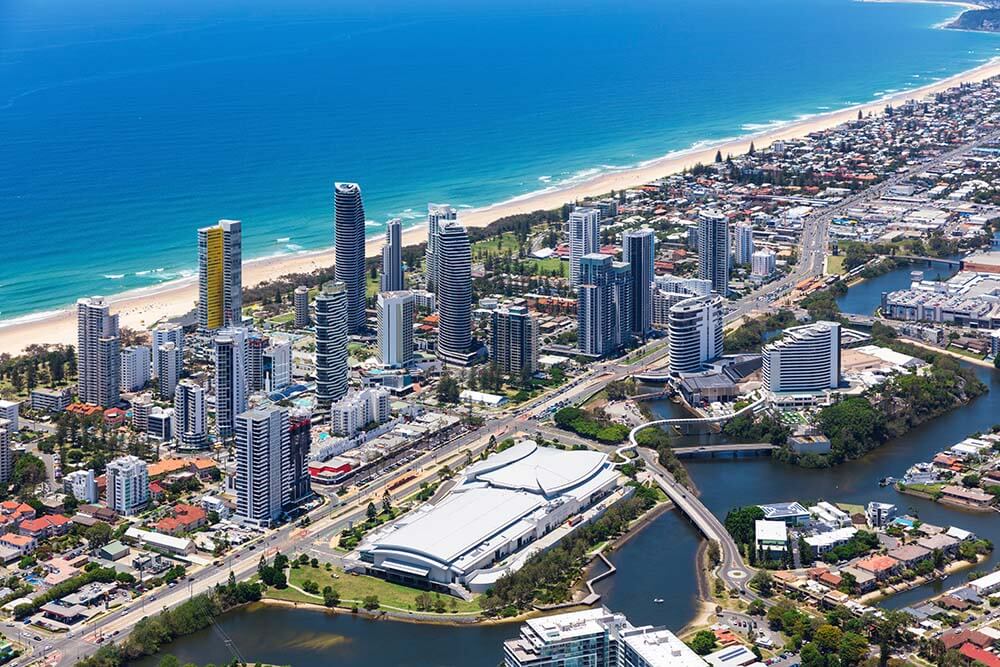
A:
[0, 0, 997, 323]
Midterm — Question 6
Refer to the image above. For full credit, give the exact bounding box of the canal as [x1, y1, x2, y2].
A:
[139, 264, 999, 666]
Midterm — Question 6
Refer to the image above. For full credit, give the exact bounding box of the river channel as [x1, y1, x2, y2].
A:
[139, 262, 999, 666]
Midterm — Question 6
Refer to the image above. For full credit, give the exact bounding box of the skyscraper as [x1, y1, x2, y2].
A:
[246, 331, 268, 393]
[697, 209, 729, 295]
[156, 342, 181, 399]
[151, 324, 183, 379]
[380, 218, 404, 292]
[577, 254, 631, 357]
[490, 304, 538, 377]
[293, 286, 310, 328]
[314, 281, 349, 407]
[622, 228, 655, 339]
[734, 223, 754, 266]
[285, 409, 313, 510]
[377, 291, 415, 368]
[106, 455, 149, 516]
[198, 219, 242, 330]
[668, 294, 724, 375]
[334, 182, 367, 333]
[173, 379, 207, 450]
[77, 296, 120, 407]
[263, 340, 292, 392]
[568, 207, 600, 287]
[120, 346, 151, 393]
[436, 222, 475, 366]
[425, 203, 457, 293]
[213, 327, 248, 437]
[751, 249, 776, 277]
[762, 321, 841, 394]
[0, 420, 11, 486]
[235, 406, 289, 528]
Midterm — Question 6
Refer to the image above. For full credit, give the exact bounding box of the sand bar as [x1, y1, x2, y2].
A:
[3, 57, 1000, 356]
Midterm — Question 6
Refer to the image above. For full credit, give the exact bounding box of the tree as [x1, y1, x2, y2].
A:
[323, 586, 340, 608]
[800, 642, 825, 667]
[12, 453, 46, 493]
[715, 150, 723, 163]
[366, 501, 378, 521]
[381, 492, 392, 514]
[85, 522, 113, 548]
[362, 595, 380, 610]
[814, 624, 843, 654]
[689, 630, 717, 655]
[839, 631, 869, 666]
[436, 373, 460, 404]
[750, 570, 774, 597]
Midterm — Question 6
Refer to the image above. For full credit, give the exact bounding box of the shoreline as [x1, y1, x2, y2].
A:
[6, 58, 1000, 355]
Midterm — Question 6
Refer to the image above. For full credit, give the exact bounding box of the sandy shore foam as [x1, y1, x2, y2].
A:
[4, 56, 1000, 356]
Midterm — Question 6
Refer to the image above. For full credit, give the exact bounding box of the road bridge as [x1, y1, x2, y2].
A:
[672, 443, 776, 458]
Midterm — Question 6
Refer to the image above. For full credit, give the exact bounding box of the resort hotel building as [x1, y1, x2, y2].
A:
[356, 440, 623, 594]
[502, 607, 706, 667]
[762, 321, 841, 408]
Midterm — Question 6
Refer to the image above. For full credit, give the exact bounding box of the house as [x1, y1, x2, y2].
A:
[916, 533, 960, 557]
[818, 571, 843, 589]
[854, 555, 900, 580]
[866, 501, 897, 529]
[936, 595, 970, 611]
[75, 505, 118, 523]
[153, 504, 207, 536]
[940, 629, 993, 652]
[959, 644, 1000, 667]
[103, 408, 126, 427]
[0, 533, 36, 556]
[148, 482, 166, 501]
[840, 566, 877, 593]
[41, 557, 83, 586]
[940, 485, 994, 509]
[886, 544, 932, 569]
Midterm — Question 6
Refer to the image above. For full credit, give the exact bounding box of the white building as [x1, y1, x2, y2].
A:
[751, 249, 776, 277]
[213, 327, 248, 437]
[668, 294, 723, 374]
[568, 207, 600, 287]
[733, 223, 754, 266]
[173, 380, 207, 450]
[156, 342, 181, 399]
[809, 501, 852, 528]
[147, 406, 174, 440]
[0, 401, 19, 433]
[120, 346, 151, 393]
[359, 440, 621, 591]
[63, 469, 99, 504]
[263, 340, 292, 392]
[762, 321, 841, 394]
[234, 406, 289, 528]
[314, 281, 349, 407]
[293, 286, 310, 328]
[377, 291, 415, 368]
[754, 520, 788, 556]
[77, 296, 120, 407]
[329, 388, 391, 437]
[866, 502, 897, 529]
[151, 324, 183, 379]
[106, 455, 149, 516]
[503, 607, 705, 667]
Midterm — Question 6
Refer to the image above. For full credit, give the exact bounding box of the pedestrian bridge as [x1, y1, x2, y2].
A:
[672, 443, 777, 458]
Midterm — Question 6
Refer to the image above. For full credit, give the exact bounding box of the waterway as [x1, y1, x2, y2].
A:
[140, 266, 999, 665]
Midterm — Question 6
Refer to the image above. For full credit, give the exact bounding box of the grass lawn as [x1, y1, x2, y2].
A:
[274, 564, 483, 614]
[827, 255, 846, 275]
[266, 311, 295, 325]
[472, 231, 521, 258]
[623, 342, 667, 365]
[946, 345, 986, 361]
[900, 483, 945, 496]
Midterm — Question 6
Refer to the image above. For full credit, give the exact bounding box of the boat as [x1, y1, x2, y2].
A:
[879, 476, 896, 487]
[653, 598, 665, 604]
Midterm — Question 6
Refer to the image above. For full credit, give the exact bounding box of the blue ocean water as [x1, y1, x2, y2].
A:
[0, 0, 997, 322]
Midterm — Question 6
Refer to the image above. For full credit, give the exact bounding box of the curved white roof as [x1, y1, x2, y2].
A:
[476, 444, 609, 496]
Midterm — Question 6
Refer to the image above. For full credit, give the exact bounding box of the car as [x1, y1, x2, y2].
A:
[32, 636, 40, 642]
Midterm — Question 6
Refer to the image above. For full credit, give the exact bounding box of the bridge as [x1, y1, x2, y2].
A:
[632, 372, 672, 383]
[672, 443, 777, 458]
[893, 255, 962, 269]
[842, 313, 876, 327]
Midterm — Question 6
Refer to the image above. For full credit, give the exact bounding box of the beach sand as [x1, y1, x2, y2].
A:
[4, 56, 1000, 356]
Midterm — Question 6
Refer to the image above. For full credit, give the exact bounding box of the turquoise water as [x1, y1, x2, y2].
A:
[1, 0, 998, 322]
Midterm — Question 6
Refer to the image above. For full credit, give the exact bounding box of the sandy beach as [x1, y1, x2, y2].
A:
[4, 56, 1000, 356]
